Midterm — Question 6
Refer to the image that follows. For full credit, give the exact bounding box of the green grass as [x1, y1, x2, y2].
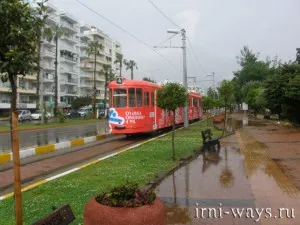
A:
[0, 120, 221, 225]
[0, 118, 104, 132]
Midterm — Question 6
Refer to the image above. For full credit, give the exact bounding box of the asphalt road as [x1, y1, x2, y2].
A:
[0, 120, 109, 153]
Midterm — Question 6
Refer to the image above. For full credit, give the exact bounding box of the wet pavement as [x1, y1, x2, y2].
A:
[0, 120, 108, 153]
[156, 113, 300, 225]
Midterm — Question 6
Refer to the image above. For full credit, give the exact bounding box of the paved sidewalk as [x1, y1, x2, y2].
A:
[156, 123, 300, 224]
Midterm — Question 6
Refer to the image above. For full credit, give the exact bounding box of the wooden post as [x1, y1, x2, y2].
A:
[11, 112, 22, 225]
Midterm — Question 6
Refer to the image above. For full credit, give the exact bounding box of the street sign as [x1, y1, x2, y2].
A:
[116, 77, 123, 85]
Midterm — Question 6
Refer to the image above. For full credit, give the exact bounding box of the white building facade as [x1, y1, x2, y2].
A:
[0, 3, 122, 115]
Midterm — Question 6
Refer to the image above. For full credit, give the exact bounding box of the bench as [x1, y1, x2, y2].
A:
[201, 128, 221, 150]
[32, 204, 75, 225]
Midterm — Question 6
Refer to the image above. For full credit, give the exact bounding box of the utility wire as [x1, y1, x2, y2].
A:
[147, 0, 181, 29]
[186, 48, 199, 76]
[153, 33, 179, 47]
[74, 0, 181, 71]
[186, 37, 207, 75]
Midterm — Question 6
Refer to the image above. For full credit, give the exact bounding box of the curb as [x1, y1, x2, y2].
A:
[0, 134, 109, 165]
[0, 130, 174, 201]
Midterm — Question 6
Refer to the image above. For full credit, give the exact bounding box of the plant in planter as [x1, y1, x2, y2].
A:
[84, 183, 167, 225]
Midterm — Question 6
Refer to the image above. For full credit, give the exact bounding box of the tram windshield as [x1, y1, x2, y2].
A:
[113, 88, 127, 108]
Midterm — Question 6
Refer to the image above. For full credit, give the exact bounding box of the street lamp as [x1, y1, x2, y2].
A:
[166, 28, 188, 128]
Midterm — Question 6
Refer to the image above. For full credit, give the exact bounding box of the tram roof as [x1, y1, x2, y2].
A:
[109, 78, 201, 98]
[109, 78, 160, 88]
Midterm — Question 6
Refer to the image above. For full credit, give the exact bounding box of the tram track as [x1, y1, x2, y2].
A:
[0, 135, 150, 196]
[0, 120, 199, 196]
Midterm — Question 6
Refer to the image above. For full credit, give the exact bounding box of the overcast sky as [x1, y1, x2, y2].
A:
[50, 0, 300, 90]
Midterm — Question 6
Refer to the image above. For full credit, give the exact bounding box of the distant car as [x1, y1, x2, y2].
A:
[65, 109, 79, 118]
[17, 110, 31, 122]
[78, 109, 87, 117]
[31, 110, 51, 120]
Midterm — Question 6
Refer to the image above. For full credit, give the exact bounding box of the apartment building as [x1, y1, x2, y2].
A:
[0, 3, 122, 115]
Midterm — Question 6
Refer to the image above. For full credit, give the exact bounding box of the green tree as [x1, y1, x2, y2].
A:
[71, 96, 92, 109]
[156, 83, 187, 161]
[241, 81, 262, 101]
[218, 80, 234, 136]
[207, 87, 216, 99]
[101, 64, 111, 111]
[245, 87, 266, 116]
[84, 40, 104, 117]
[123, 59, 138, 80]
[114, 53, 123, 77]
[0, 0, 45, 113]
[43, 24, 66, 117]
[142, 77, 156, 83]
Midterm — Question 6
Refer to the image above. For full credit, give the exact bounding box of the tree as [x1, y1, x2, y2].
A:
[218, 80, 234, 136]
[142, 77, 156, 83]
[0, 1, 46, 223]
[207, 87, 216, 99]
[114, 53, 123, 77]
[84, 40, 104, 117]
[156, 83, 187, 161]
[71, 96, 92, 109]
[101, 64, 111, 111]
[123, 59, 138, 80]
[245, 87, 266, 116]
[43, 24, 66, 117]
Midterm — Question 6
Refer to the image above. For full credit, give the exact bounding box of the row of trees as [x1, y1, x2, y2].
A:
[207, 46, 300, 126]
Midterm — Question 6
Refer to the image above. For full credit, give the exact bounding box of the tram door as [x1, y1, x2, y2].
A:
[143, 89, 153, 132]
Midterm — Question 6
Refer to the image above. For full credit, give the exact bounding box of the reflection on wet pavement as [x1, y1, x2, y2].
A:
[0, 121, 108, 152]
[156, 135, 259, 225]
[156, 114, 300, 224]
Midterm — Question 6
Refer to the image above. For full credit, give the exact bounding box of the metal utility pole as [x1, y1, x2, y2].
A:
[181, 29, 188, 128]
[155, 28, 189, 127]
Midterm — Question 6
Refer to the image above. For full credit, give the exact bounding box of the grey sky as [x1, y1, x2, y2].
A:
[50, 0, 300, 89]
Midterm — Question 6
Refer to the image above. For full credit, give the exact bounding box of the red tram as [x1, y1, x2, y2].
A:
[108, 78, 203, 135]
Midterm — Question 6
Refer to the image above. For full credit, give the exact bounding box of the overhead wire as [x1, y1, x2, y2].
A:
[74, 0, 182, 72]
[147, 0, 181, 29]
[186, 37, 207, 75]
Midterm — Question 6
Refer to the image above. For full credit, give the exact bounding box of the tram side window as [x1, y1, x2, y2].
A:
[136, 88, 143, 107]
[129, 88, 135, 107]
[151, 92, 155, 106]
[113, 89, 127, 108]
[193, 98, 198, 107]
[144, 92, 149, 106]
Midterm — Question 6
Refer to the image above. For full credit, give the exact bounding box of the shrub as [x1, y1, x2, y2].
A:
[56, 110, 65, 123]
[95, 183, 156, 207]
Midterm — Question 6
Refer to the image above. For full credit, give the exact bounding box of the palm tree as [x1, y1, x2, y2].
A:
[114, 53, 123, 77]
[123, 59, 138, 80]
[83, 40, 104, 117]
[101, 64, 111, 112]
[43, 25, 66, 117]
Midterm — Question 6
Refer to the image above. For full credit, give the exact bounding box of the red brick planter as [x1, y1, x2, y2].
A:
[84, 196, 167, 225]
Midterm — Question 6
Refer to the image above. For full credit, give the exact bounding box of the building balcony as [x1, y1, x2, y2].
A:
[43, 74, 54, 83]
[18, 88, 37, 94]
[41, 50, 55, 58]
[89, 77, 105, 82]
[61, 79, 78, 86]
[60, 12, 78, 24]
[61, 22, 78, 33]
[80, 73, 92, 78]
[42, 39, 56, 48]
[65, 91, 78, 96]
[20, 74, 37, 80]
[61, 35, 79, 44]
[46, 16, 58, 25]
[80, 83, 91, 88]
[44, 89, 55, 95]
[60, 44, 77, 54]
[61, 67, 79, 76]
[80, 52, 89, 59]
[42, 63, 55, 71]
[60, 56, 77, 64]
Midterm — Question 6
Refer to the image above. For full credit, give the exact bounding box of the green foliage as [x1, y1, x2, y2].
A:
[245, 87, 266, 115]
[201, 96, 218, 110]
[0, 0, 46, 110]
[56, 109, 65, 123]
[114, 53, 123, 76]
[207, 87, 217, 99]
[123, 59, 138, 80]
[43, 102, 49, 124]
[157, 83, 187, 111]
[96, 183, 156, 207]
[142, 77, 156, 83]
[241, 81, 262, 100]
[218, 80, 234, 107]
[71, 96, 92, 109]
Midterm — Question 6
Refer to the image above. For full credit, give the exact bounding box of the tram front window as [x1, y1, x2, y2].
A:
[113, 89, 127, 108]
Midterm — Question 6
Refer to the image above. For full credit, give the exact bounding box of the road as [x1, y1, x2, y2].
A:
[0, 120, 109, 153]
